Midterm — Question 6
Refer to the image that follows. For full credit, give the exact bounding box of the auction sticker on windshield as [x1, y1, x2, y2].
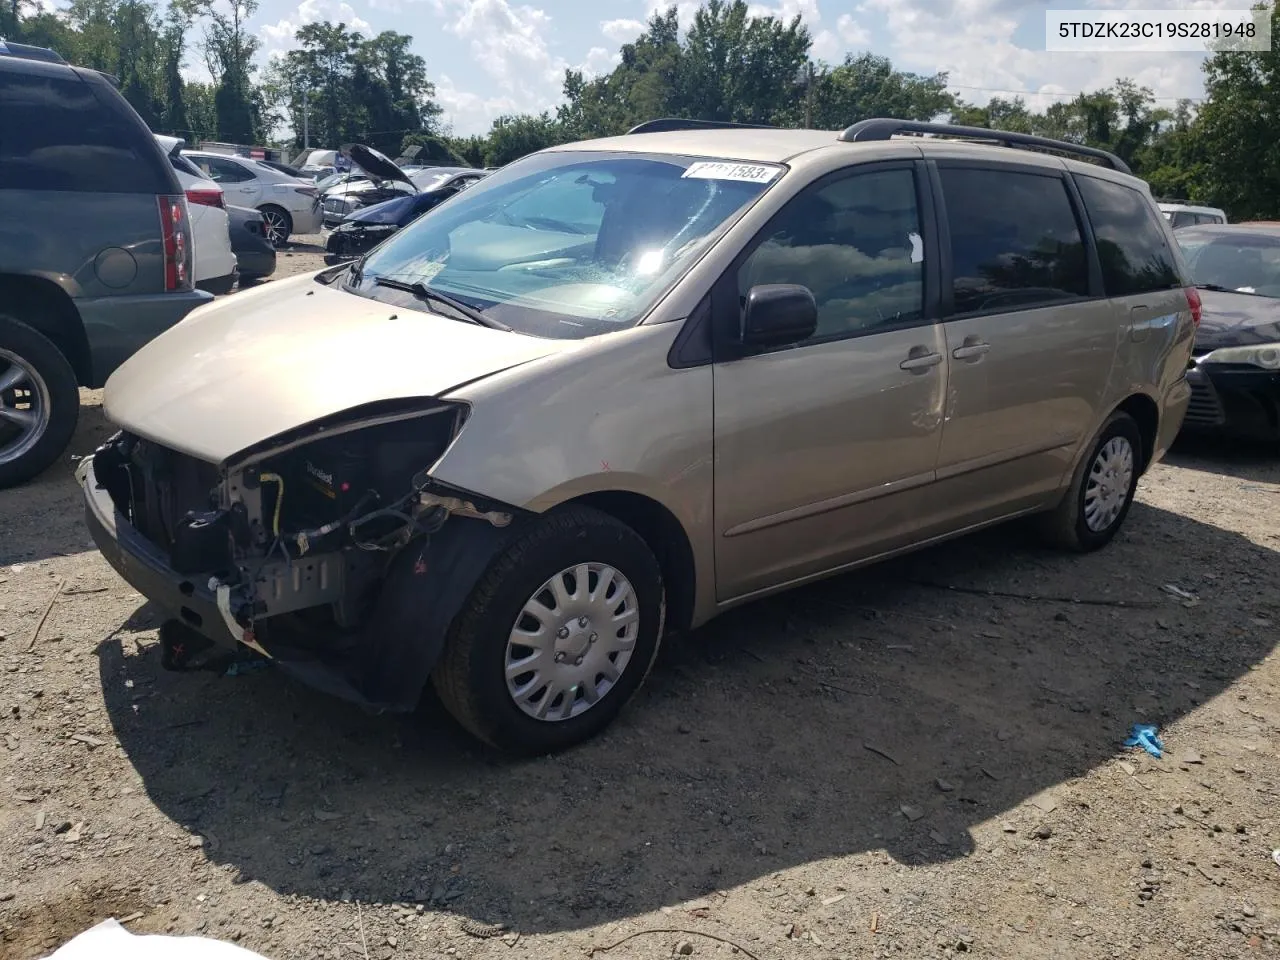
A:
[681, 161, 782, 183]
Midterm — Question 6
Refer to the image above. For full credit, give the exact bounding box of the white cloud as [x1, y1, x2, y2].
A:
[601, 17, 645, 43]
[256, 0, 372, 61]
[434, 0, 565, 93]
[579, 45, 620, 77]
[835, 13, 868, 46]
[434, 73, 523, 135]
[860, 0, 1217, 112]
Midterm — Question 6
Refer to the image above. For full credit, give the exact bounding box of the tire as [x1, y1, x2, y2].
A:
[0, 315, 79, 489]
[1037, 410, 1143, 552]
[258, 205, 293, 247]
[432, 505, 666, 755]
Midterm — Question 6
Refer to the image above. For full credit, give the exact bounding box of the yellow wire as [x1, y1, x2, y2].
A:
[259, 472, 284, 537]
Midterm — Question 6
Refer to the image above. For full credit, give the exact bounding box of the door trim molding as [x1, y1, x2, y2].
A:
[935, 433, 1077, 482]
[723, 469, 935, 538]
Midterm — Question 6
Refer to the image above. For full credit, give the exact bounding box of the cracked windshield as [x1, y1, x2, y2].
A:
[352, 154, 781, 338]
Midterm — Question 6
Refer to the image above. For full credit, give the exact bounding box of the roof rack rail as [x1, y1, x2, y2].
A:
[0, 39, 69, 64]
[838, 118, 1131, 174]
[627, 118, 778, 135]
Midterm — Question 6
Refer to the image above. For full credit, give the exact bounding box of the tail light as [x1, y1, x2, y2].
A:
[186, 187, 225, 209]
[294, 186, 317, 197]
[1184, 285, 1202, 327]
[157, 194, 193, 292]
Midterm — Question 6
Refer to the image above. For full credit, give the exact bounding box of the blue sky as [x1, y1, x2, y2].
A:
[213, 0, 1239, 136]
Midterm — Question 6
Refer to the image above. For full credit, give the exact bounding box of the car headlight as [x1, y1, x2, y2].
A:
[1197, 343, 1280, 370]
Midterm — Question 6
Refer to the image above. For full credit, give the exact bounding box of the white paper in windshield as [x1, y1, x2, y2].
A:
[681, 161, 782, 184]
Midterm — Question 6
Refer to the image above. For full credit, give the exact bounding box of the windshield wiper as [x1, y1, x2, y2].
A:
[1196, 282, 1262, 296]
[371, 276, 510, 330]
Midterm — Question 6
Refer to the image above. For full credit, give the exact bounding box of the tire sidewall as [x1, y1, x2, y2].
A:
[464, 520, 664, 754]
[1070, 414, 1142, 550]
[0, 315, 79, 489]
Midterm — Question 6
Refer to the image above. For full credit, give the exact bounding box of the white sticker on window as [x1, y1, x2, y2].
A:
[909, 232, 924, 263]
[681, 161, 782, 184]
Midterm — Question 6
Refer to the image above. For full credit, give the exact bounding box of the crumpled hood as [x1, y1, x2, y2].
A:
[103, 272, 565, 464]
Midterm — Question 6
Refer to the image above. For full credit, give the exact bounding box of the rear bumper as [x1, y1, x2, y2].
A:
[196, 270, 238, 296]
[289, 205, 323, 235]
[1182, 364, 1280, 441]
[1151, 376, 1191, 467]
[76, 289, 213, 388]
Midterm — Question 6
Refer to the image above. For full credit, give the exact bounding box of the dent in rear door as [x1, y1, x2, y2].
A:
[711, 163, 947, 601]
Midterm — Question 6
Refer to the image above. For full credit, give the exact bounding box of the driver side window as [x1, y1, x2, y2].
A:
[737, 168, 924, 342]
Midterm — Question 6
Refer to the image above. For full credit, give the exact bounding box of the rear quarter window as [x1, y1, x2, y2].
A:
[0, 68, 171, 193]
[1075, 175, 1183, 296]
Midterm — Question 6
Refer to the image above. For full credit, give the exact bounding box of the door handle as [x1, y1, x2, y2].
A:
[899, 351, 944, 372]
[1129, 306, 1151, 342]
[952, 341, 990, 361]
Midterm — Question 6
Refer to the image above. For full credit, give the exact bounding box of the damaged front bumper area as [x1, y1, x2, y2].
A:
[79, 402, 521, 712]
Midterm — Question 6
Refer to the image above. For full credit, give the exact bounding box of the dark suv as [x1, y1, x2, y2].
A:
[0, 41, 212, 487]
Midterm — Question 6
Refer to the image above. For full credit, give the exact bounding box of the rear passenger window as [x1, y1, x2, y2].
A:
[0, 71, 167, 193]
[737, 168, 924, 340]
[1075, 175, 1182, 296]
[939, 167, 1089, 315]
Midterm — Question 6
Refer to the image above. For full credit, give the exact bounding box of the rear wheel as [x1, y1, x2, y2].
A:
[1037, 410, 1142, 552]
[0, 315, 79, 489]
[432, 506, 665, 755]
[259, 205, 292, 246]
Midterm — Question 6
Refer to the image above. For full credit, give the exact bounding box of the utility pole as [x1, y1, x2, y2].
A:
[804, 60, 815, 129]
[302, 81, 310, 150]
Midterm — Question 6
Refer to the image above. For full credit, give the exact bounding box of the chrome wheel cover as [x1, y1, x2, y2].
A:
[504, 562, 640, 722]
[0, 348, 52, 466]
[1083, 435, 1134, 533]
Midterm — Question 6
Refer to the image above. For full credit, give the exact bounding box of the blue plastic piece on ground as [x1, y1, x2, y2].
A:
[1124, 723, 1163, 758]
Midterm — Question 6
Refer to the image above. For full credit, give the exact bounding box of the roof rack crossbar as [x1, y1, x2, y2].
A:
[838, 118, 1131, 174]
[627, 118, 779, 135]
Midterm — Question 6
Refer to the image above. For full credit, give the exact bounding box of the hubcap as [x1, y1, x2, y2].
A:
[0, 349, 51, 466]
[1083, 435, 1134, 533]
[504, 562, 639, 722]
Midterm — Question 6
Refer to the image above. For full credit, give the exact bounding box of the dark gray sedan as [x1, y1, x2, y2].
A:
[1177, 222, 1280, 441]
[226, 204, 276, 283]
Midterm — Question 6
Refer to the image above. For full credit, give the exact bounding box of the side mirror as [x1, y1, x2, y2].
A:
[741, 284, 818, 347]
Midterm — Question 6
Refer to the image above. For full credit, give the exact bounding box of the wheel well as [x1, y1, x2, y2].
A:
[568, 491, 697, 636]
[0, 274, 91, 386]
[1116, 393, 1159, 473]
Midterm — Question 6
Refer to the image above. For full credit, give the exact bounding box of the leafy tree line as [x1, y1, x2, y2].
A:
[3, 0, 1276, 217]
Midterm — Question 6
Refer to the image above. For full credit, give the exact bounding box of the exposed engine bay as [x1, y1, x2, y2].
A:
[87, 402, 521, 709]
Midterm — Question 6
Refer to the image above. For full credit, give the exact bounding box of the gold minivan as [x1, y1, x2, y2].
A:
[80, 119, 1197, 753]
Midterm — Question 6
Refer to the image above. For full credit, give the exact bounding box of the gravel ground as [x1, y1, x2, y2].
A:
[2, 255, 1279, 959]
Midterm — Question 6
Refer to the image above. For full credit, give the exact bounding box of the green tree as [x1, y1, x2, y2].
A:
[1195, 0, 1280, 218]
[808, 53, 955, 129]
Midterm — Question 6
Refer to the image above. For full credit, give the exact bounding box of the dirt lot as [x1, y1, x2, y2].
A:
[2, 255, 1279, 959]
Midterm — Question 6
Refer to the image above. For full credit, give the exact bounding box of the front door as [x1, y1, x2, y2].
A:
[712, 163, 948, 601]
[927, 162, 1115, 526]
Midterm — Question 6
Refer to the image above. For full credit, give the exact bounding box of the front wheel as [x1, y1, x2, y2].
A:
[432, 506, 665, 755]
[258, 205, 293, 247]
[1037, 410, 1142, 551]
[0, 315, 79, 489]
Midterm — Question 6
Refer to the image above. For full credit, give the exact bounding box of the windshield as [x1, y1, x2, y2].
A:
[1177, 232, 1280, 297]
[352, 151, 783, 339]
